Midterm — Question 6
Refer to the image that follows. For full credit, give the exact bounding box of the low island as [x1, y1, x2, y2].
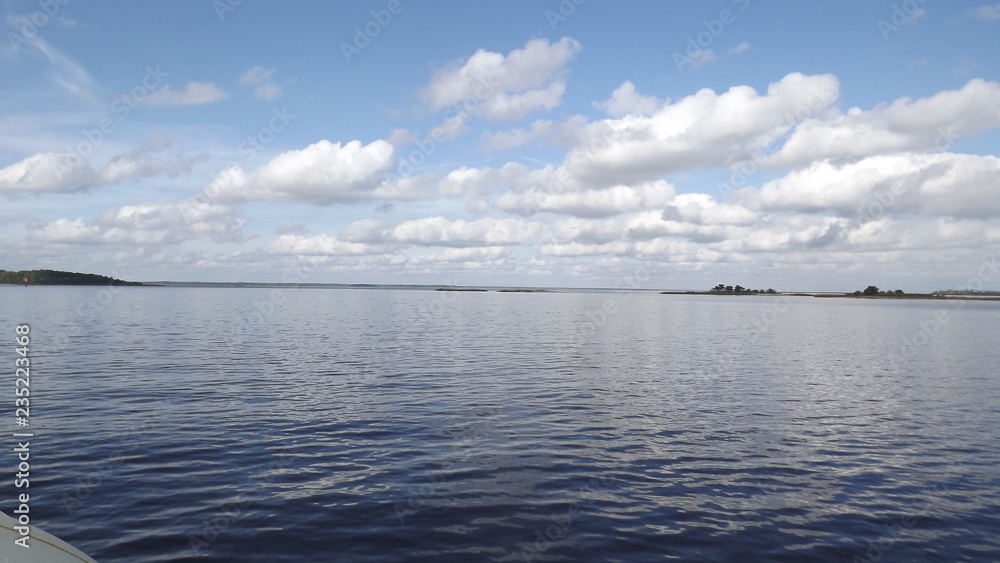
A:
[0, 269, 144, 286]
[662, 283, 1000, 301]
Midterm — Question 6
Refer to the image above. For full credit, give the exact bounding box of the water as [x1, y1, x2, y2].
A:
[0, 286, 998, 562]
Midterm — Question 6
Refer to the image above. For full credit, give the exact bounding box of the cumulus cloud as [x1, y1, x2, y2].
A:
[30, 218, 102, 244]
[144, 82, 229, 106]
[261, 234, 390, 256]
[595, 81, 661, 117]
[561, 72, 841, 186]
[480, 115, 589, 151]
[29, 198, 246, 245]
[0, 147, 195, 195]
[206, 139, 395, 204]
[494, 180, 676, 218]
[423, 37, 582, 139]
[738, 152, 1000, 219]
[765, 78, 1000, 168]
[410, 246, 510, 264]
[660, 193, 758, 226]
[390, 216, 542, 247]
[338, 219, 392, 243]
[540, 241, 631, 257]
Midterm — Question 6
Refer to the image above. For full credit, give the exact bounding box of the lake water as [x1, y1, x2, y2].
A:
[0, 286, 998, 562]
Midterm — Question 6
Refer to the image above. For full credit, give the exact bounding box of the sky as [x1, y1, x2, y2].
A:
[1, 0, 999, 291]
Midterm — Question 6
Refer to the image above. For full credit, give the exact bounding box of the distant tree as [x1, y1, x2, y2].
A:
[766, 288, 777, 294]
[752, 289, 760, 294]
[863, 285, 880, 296]
[725, 285, 734, 293]
[894, 289, 904, 295]
[853, 290, 863, 296]
[734, 285, 745, 293]
[712, 284, 726, 292]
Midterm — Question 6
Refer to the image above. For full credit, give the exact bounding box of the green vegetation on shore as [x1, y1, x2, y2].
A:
[847, 285, 906, 296]
[660, 285, 781, 296]
[709, 284, 778, 294]
[0, 269, 142, 286]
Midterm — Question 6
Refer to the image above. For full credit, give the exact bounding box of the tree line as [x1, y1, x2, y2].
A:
[0, 270, 142, 285]
[710, 284, 778, 294]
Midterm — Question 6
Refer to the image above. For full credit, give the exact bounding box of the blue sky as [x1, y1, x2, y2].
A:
[2, 0, 999, 290]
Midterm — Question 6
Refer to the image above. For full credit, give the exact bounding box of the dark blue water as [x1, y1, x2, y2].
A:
[0, 286, 998, 562]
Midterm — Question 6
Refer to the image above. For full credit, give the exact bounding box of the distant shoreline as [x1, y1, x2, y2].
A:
[3, 270, 997, 299]
[659, 290, 1000, 301]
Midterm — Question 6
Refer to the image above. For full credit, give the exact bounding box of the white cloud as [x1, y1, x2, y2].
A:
[30, 218, 102, 244]
[974, 4, 1000, 21]
[17, 35, 99, 100]
[561, 72, 840, 185]
[410, 246, 510, 263]
[0, 148, 194, 195]
[0, 153, 93, 193]
[28, 199, 247, 246]
[239, 66, 275, 85]
[595, 81, 660, 117]
[494, 180, 676, 218]
[727, 42, 751, 55]
[207, 139, 396, 204]
[766, 78, 1000, 168]
[739, 152, 1000, 220]
[390, 216, 542, 247]
[338, 219, 392, 243]
[660, 193, 758, 226]
[422, 37, 582, 138]
[689, 48, 717, 68]
[253, 83, 283, 100]
[261, 234, 389, 256]
[239, 66, 282, 100]
[144, 82, 229, 106]
[480, 116, 588, 151]
[540, 241, 631, 257]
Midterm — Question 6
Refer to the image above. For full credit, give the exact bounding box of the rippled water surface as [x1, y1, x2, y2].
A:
[1, 286, 998, 562]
